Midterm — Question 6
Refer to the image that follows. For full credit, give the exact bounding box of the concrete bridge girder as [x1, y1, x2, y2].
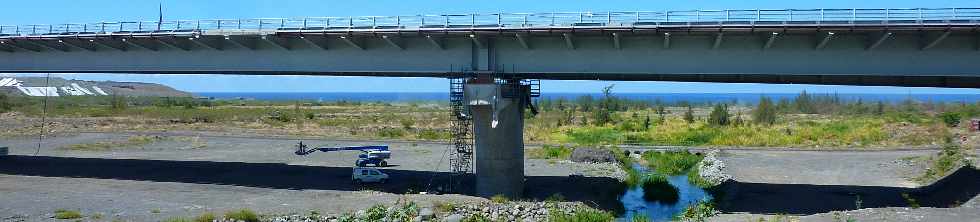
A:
[1, 27, 980, 87]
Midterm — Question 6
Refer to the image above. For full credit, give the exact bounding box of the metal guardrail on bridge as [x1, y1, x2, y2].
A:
[2, 8, 980, 36]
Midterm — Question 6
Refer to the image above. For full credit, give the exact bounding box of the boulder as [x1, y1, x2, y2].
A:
[570, 148, 616, 163]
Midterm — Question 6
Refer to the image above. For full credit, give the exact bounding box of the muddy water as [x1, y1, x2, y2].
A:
[619, 164, 712, 221]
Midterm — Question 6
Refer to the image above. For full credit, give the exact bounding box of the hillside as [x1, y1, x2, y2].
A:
[0, 76, 191, 97]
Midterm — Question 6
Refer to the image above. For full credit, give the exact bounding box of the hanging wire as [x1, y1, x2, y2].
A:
[34, 73, 51, 156]
[425, 138, 453, 193]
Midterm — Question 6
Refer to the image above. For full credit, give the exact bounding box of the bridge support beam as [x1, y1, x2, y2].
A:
[466, 81, 525, 198]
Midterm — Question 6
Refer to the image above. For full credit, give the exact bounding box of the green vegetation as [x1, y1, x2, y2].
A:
[224, 209, 259, 222]
[194, 212, 216, 222]
[60, 135, 163, 151]
[548, 207, 615, 222]
[902, 193, 921, 209]
[753, 96, 778, 125]
[490, 194, 509, 203]
[527, 145, 573, 159]
[545, 193, 566, 202]
[686, 167, 714, 189]
[915, 142, 971, 184]
[461, 214, 490, 222]
[162, 217, 191, 222]
[53, 209, 83, 219]
[623, 166, 644, 188]
[433, 201, 456, 214]
[641, 174, 679, 203]
[676, 200, 717, 222]
[707, 104, 731, 126]
[642, 151, 703, 175]
[630, 213, 650, 222]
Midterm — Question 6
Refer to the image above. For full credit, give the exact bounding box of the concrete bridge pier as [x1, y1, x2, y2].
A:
[466, 81, 525, 198]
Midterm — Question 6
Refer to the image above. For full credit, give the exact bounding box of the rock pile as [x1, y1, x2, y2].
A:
[570, 148, 616, 163]
[263, 201, 592, 222]
[696, 150, 732, 186]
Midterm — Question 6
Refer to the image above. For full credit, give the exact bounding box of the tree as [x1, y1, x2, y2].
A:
[593, 84, 616, 126]
[643, 114, 651, 130]
[753, 96, 778, 125]
[874, 101, 886, 115]
[683, 106, 695, 124]
[794, 90, 815, 114]
[656, 105, 667, 122]
[110, 94, 128, 111]
[708, 104, 730, 126]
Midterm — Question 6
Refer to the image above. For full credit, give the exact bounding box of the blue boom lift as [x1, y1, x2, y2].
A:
[294, 142, 392, 167]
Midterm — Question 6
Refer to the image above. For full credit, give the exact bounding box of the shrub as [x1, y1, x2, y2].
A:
[642, 174, 679, 203]
[224, 209, 259, 222]
[528, 145, 573, 159]
[400, 118, 415, 129]
[677, 200, 717, 222]
[304, 112, 316, 120]
[549, 207, 615, 222]
[54, 209, 83, 219]
[643, 150, 703, 175]
[0, 94, 11, 112]
[753, 96, 778, 125]
[939, 112, 961, 127]
[377, 128, 406, 138]
[416, 129, 449, 140]
[364, 205, 387, 221]
[708, 104, 730, 126]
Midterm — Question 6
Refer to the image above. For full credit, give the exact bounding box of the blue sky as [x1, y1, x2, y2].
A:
[2, 0, 979, 94]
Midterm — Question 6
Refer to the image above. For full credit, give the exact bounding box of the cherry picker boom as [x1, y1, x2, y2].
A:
[294, 141, 392, 167]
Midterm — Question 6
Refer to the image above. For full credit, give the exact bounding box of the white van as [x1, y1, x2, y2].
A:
[352, 167, 388, 184]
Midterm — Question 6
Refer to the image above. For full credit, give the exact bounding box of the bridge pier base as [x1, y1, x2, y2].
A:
[466, 81, 525, 198]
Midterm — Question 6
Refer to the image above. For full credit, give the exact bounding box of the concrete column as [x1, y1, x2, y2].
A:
[466, 83, 525, 198]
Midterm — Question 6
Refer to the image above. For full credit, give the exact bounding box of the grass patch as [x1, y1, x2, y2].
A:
[433, 201, 456, 214]
[641, 174, 679, 203]
[915, 142, 969, 184]
[224, 209, 259, 222]
[686, 166, 715, 189]
[548, 207, 615, 222]
[643, 150, 703, 175]
[490, 194, 509, 203]
[61, 135, 163, 151]
[630, 213, 651, 222]
[162, 217, 191, 222]
[194, 212, 216, 222]
[53, 209, 83, 220]
[527, 145, 574, 159]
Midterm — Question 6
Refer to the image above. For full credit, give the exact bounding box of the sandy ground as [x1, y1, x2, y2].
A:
[0, 133, 623, 222]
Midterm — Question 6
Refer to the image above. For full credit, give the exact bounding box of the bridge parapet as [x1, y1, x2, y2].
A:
[2, 8, 980, 37]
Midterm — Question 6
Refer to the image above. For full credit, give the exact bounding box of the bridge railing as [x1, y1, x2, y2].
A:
[3, 8, 980, 36]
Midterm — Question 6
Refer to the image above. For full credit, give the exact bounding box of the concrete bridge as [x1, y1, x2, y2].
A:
[2, 8, 980, 198]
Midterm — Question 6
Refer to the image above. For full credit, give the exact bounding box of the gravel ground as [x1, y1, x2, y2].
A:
[0, 133, 622, 222]
[711, 149, 980, 222]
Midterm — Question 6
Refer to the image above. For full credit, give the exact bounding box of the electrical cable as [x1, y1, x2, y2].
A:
[34, 73, 51, 156]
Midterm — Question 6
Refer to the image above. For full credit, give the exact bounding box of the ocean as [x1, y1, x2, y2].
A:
[195, 92, 980, 104]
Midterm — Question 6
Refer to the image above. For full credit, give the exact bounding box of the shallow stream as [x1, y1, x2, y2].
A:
[618, 163, 712, 221]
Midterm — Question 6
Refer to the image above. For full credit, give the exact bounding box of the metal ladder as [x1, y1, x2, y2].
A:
[448, 77, 473, 175]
